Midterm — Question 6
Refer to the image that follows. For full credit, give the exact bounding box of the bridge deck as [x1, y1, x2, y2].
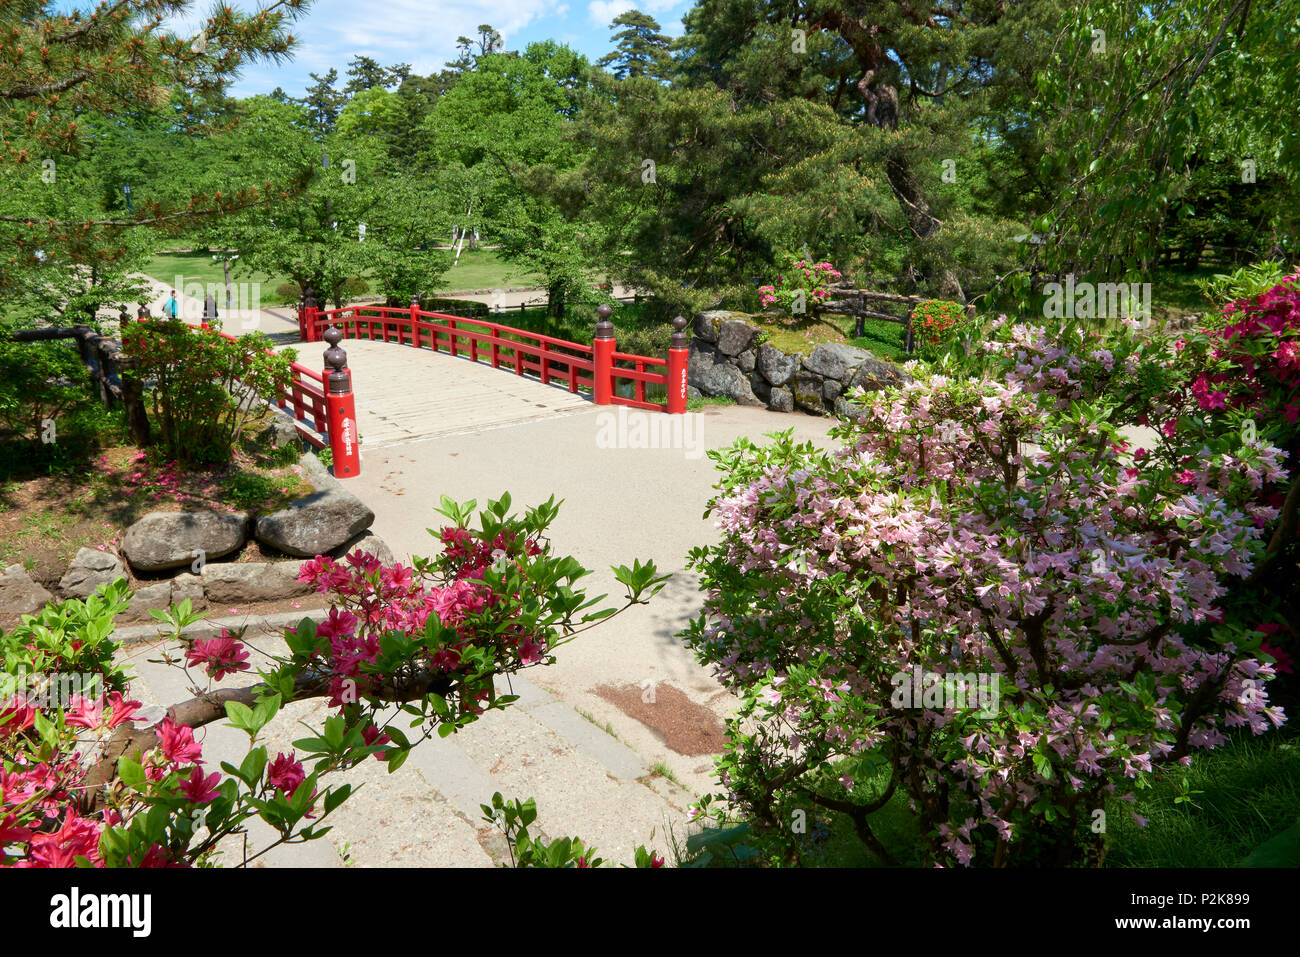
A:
[277, 338, 593, 449]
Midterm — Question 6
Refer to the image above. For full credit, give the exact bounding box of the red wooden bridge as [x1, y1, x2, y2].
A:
[268, 295, 689, 478]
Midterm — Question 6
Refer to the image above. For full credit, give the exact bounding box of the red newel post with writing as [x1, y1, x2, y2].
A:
[667, 315, 689, 414]
[593, 303, 615, 406]
[322, 326, 361, 479]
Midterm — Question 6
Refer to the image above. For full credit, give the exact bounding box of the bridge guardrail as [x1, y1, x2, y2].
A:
[299, 294, 688, 415]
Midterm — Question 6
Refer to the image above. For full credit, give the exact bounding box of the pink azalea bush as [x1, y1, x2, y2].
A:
[684, 317, 1288, 867]
[1, 495, 668, 867]
[758, 255, 842, 315]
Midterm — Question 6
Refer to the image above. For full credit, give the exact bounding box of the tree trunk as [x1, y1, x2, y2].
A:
[818, 10, 965, 302]
[546, 279, 565, 319]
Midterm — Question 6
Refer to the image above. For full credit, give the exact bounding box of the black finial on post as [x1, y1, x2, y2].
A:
[670, 315, 689, 350]
[323, 326, 351, 394]
[304, 286, 317, 311]
[137, 302, 149, 320]
[118, 305, 129, 327]
[594, 303, 615, 340]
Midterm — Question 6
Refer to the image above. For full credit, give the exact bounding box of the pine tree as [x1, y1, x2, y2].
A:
[597, 10, 672, 81]
[300, 69, 346, 133]
[343, 55, 387, 95]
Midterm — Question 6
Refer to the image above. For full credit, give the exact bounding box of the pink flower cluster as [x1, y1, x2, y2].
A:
[692, 319, 1287, 866]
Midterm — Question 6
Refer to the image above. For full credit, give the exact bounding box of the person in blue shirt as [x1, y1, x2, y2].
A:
[163, 291, 178, 319]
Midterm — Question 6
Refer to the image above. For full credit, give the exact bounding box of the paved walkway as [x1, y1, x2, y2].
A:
[113, 275, 840, 866]
[286, 339, 594, 447]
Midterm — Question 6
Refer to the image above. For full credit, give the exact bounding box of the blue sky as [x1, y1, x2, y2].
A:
[113, 0, 694, 97]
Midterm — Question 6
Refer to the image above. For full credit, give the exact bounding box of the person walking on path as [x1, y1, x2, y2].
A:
[163, 290, 179, 319]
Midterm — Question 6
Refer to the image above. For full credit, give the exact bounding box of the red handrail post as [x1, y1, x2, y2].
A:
[667, 315, 690, 414]
[304, 287, 318, 343]
[593, 304, 616, 405]
[322, 327, 361, 479]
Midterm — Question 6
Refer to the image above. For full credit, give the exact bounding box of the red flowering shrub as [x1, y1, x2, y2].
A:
[1, 494, 667, 867]
[1156, 268, 1300, 705]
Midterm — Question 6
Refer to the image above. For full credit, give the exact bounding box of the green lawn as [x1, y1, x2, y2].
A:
[434, 249, 542, 292]
[143, 251, 292, 301]
[145, 248, 540, 301]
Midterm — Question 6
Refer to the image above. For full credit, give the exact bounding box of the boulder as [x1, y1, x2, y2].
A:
[121, 511, 250, 573]
[789, 371, 828, 414]
[203, 562, 310, 603]
[715, 320, 758, 357]
[121, 582, 173, 623]
[757, 344, 799, 386]
[334, 530, 395, 566]
[686, 386, 703, 400]
[687, 340, 721, 392]
[255, 413, 301, 450]
[823, 378, 843, 402]
[846, 355, 910, 393]
[255, 487, 375, 558]
[171, 572, 207, 610]
[693, 310, 751, 345]
[802, 342, 876, 382]
[833, 395, 867, 420]
[694, 361, 763, 406]
[768, 387, 795, 413]
[59, 547, 126, 599]
[693, 312, 721, 343]
[735, 348, 757, 373]
[0, 565, 53, 617]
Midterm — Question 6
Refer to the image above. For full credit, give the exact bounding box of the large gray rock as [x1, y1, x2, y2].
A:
[823, 378, 843, 402]
[735, 348, 757, 373]
[693, 312, 721, 343]
[333, 530, 395, 566]
[121, 511, 250, 573]
[59, 547, 126, 599]
[121, 582, 173, 623]
[171, 572, 206, 610]
[715, 319, 758, 357]
[695, 361, 763, 406]
[769, 387, 794, 413]
[757, 344, 799, 386]
[688, 340, 720, 391]
[0, 565, 53, 617]
[846, 355, 910, 393]
[802, 342, 877, 382]
[693, 310, 750, 345]
[203, 561, 310, 603]
[255, 413, 301, 450]
[833, 394, 868, 420]
[255, 487, 375, 558]
[789, 371, 828, 414]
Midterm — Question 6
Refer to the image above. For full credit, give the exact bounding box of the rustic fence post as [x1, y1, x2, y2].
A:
[667, 316, 689, 414]
[117, 351, 151, 447]
[322, 326, 361, 479]
[593, 303, 616, 405]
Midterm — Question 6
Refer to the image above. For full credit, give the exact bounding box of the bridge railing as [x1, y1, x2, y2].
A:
[299, 296, 688, 414]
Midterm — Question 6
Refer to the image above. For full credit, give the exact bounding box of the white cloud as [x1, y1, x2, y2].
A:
[587, 0, 681, 26]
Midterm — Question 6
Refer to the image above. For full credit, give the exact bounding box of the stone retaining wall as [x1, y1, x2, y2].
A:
[688, 311, 910, 416]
